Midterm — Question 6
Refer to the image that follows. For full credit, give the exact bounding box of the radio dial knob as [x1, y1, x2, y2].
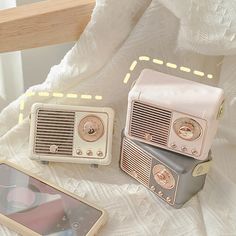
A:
[78, 115, 104, 142]
[84, 121, 98, 135]
[174, 118, 202, 141]
[152, 164, 175, 189]
[178, 123, 194, 139]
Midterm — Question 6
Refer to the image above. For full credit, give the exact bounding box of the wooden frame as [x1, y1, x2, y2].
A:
[0, 0, 95, 52]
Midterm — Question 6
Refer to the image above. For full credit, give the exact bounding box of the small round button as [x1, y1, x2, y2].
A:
[150, 186, 155, 191]
[171, 143, 177, 149]
[192, 149, 198, 156]
[76, 149, 83, 155]
[97, 151, 103, 157]
[86, 150, 93, 156]
[166, 197, 172, 203]
[158, 191, 163, 197]
[181, 146, 187, 152]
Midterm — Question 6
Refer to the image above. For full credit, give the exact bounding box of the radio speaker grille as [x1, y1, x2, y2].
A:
[121, 138, 152, 186]
[130, 101, 172, 146]
[34, 109, 75, 156]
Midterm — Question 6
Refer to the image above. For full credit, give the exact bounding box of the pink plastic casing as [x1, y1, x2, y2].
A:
[125, 69, 224, 160]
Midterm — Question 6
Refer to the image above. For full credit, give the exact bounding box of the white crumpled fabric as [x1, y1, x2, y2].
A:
[0, 0, 236, 235]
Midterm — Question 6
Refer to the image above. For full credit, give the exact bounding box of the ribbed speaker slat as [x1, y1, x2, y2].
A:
[36, 124, 74, 129]
[36, 120, 74, 125]
[132, 114, 171, 126]
[130, 121, 170, 135]
[130, 101, 172, 147]
[34, 109, 75, 156]
[133, 102, 171, 114]
[121, 138, 151, 186]
[38, 110, 75, 115]
[132, 108, 171, 119]
[36, 130, 74, 135]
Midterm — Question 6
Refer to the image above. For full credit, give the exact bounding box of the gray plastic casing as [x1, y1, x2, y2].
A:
[120, 131, 212, 208]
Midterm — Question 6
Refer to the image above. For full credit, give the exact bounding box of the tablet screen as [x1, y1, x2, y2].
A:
[0, 163, 102, 236]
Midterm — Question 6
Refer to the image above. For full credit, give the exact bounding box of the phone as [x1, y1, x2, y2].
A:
[0, 161, 107, 236]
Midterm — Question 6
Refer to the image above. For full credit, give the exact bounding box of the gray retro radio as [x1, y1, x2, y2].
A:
[120, 132, 212, 208]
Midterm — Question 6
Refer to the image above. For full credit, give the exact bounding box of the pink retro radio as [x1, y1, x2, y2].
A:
[125, 69, 224, 160]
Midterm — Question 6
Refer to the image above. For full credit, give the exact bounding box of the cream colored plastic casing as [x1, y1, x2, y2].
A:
[0, 161, 108, 236]
[125, 69, 224, 160]
[29, 103, 114, 165]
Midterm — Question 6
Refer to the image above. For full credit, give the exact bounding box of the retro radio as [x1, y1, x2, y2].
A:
[120, 132, 212, 208]
[29, 103, 114, 165]
[125, 69, 224, 160]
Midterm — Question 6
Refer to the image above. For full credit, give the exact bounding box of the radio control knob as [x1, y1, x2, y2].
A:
[76, 149, 83, 155]
[97, 151, 103, 157]
[192, 149, 198, 156]
[174, 118, 202, 141]
[179, 124, 194, 139]
[153, 164, 175, 189]
[78, 115, 104, 142]
[150, 186, 155, 191]
[158, 191, 163, 197]
[86, 150, 93, 156]
[171, 143, 177, 149]
[181, 146, 187, 152]
[166, 197, 172, 203]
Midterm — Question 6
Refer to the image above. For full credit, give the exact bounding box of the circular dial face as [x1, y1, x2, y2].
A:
[173, 117, 202, 141]
[153, 164, 175, 189]
[78, 115, 104, 142]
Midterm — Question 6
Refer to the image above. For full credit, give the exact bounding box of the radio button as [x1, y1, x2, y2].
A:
[158, 191, 163, 197]
[150, 186, 155, 191]
[86, 150, 93, 156]
[181, 146, 187, 152]
[171, 143, 177, 149]
[97, 151, 103, 157]
[192, 149, 198, 156]
[166, 197, 172, 203]
[76, 149, 83, 155]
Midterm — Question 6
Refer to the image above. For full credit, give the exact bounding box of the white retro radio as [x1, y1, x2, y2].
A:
[125, 69, 224, 160]
[29, 103, 114, 165]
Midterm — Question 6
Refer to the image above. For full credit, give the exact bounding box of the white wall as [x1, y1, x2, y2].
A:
[0, 0, 75, 110]
[0, 0, 24, 109]
[16, 0, 75, 90]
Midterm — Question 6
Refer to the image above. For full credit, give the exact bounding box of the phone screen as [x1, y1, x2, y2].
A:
[0, 163, 103, 236]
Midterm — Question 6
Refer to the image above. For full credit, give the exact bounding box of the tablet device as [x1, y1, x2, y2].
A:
[0, 161, 107, 236]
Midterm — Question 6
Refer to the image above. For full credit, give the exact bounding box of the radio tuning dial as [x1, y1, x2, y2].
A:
[173, 118, 202, 141]
[153, 164, 175, 189]
[78, 115, 104, 142]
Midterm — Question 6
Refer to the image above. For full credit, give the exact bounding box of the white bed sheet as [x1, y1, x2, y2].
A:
[0, 0, 236, 235]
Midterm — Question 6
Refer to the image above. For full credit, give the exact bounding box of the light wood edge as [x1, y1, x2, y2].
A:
[0, 160, 108, 236]
[0, 0, 96, 52]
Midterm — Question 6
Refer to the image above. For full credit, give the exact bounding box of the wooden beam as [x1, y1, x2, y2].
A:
[0, 0, 95, 52]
